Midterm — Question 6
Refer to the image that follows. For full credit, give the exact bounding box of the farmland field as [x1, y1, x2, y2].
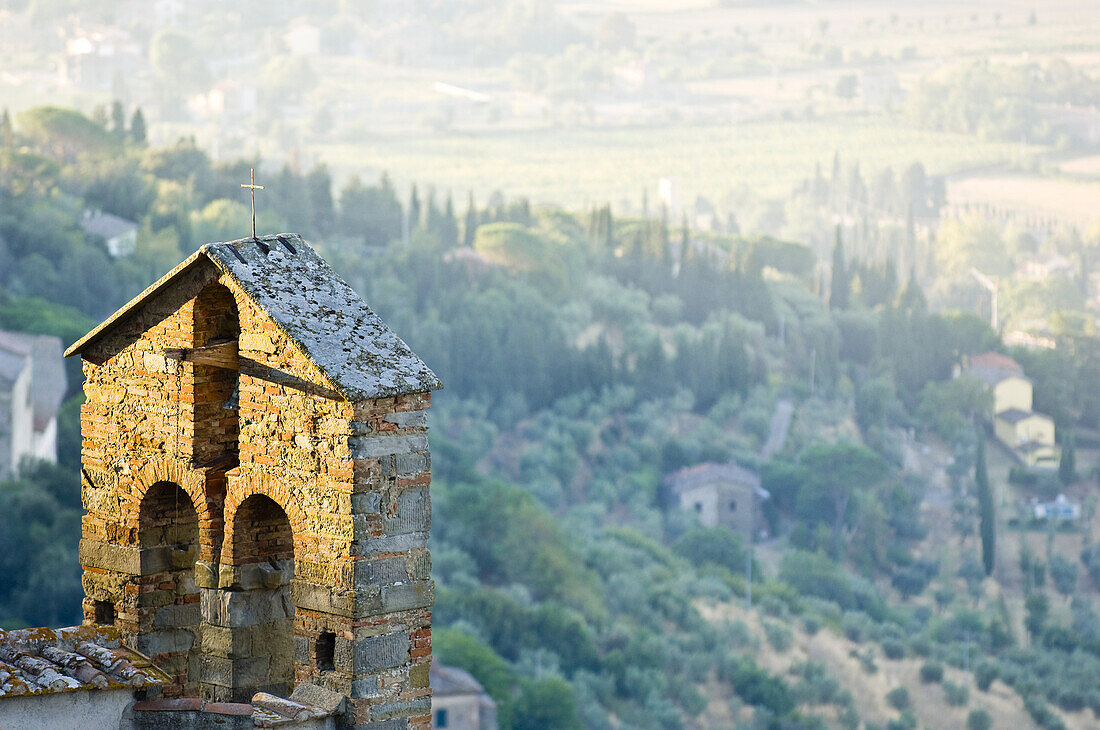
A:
[312, 119, 1043, 210]
[948, 175, 1100, 226]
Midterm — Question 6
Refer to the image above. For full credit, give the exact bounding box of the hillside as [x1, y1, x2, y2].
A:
[3, 110, 1100, 729]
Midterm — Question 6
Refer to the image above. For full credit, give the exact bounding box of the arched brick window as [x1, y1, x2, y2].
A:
[218, 494, 295, 701]
[192, 283, 239, 466]
[138, 481, 200, 689]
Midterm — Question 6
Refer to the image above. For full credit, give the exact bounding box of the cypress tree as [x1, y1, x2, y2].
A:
[976, 429, 996, 576]
[408, 185, 421, 230]
[829, 225, 849, 309]
[0, 108, 11, 147]
[898, 266, 927, 312]
[441, 193, 459, 248]
[130, 108, 146, 144]
[1059, 431, 1076, 486]
[110, 100, 126, 138]
[464, 191, 477, 247]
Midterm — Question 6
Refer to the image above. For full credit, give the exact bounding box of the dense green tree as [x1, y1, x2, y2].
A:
[463, 191, 478, 246]
[109, 100, 126, 138]
[0, 107, 12, 147]
[673, 527, 750, 575]
[440, 193, 459, 248]
[798, 442, 888, 558]
[512, 677, 583, 730]
[1058, 431, 1076, 485]
[408, 184, 421, 231]
[976, 430, 996, 576]
[1025, 592, 1050, 643]
[896, 267, 926, 312]
[129, 108, 146, 145]
[432, 628, 516, 709]
[17, 106, 116, 161]
[337, 173, 403, 247]
[829, 226, 849, 309]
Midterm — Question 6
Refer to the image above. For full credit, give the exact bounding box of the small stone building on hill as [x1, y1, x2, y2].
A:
[53, 232, 441, 729]
[665, 461, 769, 541]
[429, 664, 496, 730]
[0, 330, 67, 479]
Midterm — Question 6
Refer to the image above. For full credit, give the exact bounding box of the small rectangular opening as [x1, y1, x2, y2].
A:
[93, 600, 115, 626]
[316, 631, 336, 672]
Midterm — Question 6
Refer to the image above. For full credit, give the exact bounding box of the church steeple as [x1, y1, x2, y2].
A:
[68, 233, 439, 726]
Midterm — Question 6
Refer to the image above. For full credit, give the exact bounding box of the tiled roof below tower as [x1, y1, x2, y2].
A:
[0, 624, 169, 698]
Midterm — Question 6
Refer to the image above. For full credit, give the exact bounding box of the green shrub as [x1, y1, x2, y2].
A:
[842, 611, 872, 642]
[803, 614, 821, 635]
[882, 638, 905, 660]
[919, 661, 944, 683]
[723, 619, 759, 651]
[886, 710, 918, 730]
[966, 708, 992, 730]
[852, 647, 877, 674]
[792, 661, 839, 705]
[908, 635, 932, 657]
[674, 527, 749, 575]
[1023, 695, 1067, 730]
[943, 680, 969, 706]
[729, 659, 795, 716]
[974, 660, 997, 691]
[759, 594, 789, 619]
[886, 686, 910, 710]
[763, 620, 793, 652]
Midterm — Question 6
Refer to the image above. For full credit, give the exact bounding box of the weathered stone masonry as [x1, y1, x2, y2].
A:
[66, 233, 442, 729]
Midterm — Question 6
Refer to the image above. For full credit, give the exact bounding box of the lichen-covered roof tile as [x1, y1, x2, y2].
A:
[204, 234, 441, 400]
[0, 625, 169, 699]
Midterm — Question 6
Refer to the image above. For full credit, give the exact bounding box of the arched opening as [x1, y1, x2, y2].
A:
[138, 481, 200, 690]
[223, 494, 295, 700]
[192, 283, 239, 466]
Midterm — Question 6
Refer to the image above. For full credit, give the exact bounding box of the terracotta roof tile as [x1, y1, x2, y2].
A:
[0, 625, 169, 699]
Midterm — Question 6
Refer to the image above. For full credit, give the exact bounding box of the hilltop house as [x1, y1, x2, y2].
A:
[665, 461, 769, 541]
[0, 330, 66, 479]
[81, 210, 139, 258]
[59, 27, 142, 91]
[963, 352, 1058, 467]
[0, 233, 441, 729]
[430, 664, 496, 730]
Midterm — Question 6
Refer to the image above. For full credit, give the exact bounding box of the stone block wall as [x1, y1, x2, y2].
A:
[76, 257, 434, 728]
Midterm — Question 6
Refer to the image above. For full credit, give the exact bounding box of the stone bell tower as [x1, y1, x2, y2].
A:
[65, 233, 441, 729]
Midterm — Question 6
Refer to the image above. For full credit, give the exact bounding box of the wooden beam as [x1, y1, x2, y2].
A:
[164, 339, 239, 370]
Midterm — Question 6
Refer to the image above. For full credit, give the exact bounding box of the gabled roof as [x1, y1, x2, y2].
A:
[0, 331, 31, 383]
[996, 408, 1053, 426]
[79, 210, 138, 241]
[65, 233, 442, 401]
[431, 663, 491, 699]
[965, 351, 1026, 387]
[0, 331, 67, 429]
[996, 408, 1034, 424]
[665, 461, 766, 498]
[969, 352, 1023, 373]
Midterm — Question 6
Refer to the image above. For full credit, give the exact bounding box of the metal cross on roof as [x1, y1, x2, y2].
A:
[241, 167, 265, 239]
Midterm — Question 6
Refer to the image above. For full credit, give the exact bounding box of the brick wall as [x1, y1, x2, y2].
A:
[77, 258, 434, 728]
